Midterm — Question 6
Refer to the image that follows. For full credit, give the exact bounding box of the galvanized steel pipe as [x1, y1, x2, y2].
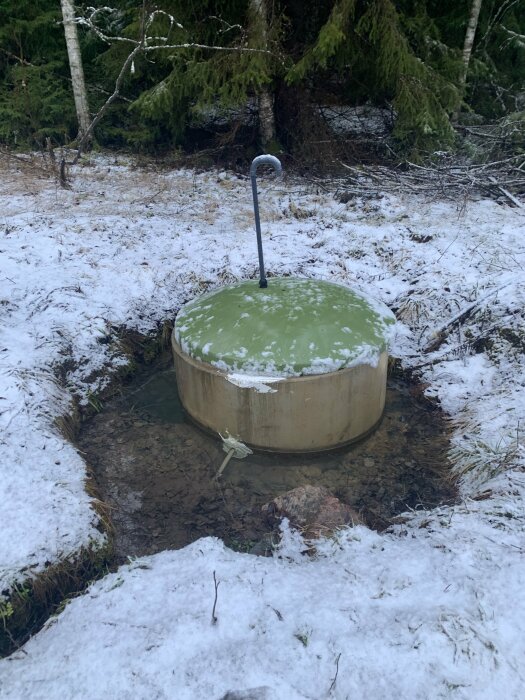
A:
[250, 155, 282, 288]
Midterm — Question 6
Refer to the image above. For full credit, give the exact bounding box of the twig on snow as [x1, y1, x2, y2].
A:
[328, 652, 341, 694]
[211, 570, 220, 625]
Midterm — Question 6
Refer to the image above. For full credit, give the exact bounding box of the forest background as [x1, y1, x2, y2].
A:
[0, 0, 524, 170]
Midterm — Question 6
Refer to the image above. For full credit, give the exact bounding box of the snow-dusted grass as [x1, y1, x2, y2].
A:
[0, 155, 524, 697]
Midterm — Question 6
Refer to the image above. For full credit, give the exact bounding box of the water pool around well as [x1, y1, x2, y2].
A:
[78, 353, 457, 562]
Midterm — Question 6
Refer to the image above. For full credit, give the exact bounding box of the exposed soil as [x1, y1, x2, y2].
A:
[78, 353, 457, 562]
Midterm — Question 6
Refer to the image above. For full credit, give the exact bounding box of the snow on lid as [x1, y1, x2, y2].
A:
[174, 278, 395, 376]
[225, 372, 283, 393]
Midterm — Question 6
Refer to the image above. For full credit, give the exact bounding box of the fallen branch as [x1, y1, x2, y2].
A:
[488, 176, 523, 208]
[423, 282, 513, 354]
[333, 154, 525, 205]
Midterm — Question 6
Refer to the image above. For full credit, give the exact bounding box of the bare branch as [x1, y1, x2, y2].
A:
[74, 42, 143, 158]
[67, 4, 281, 161]
[0, 48, 34, 67]
[501, 25, 525, 49]
[79, 9, 273, 56]
[209, 16, 244, 35]
[142, 43, 273, 56]
[479, 0, 521, 48]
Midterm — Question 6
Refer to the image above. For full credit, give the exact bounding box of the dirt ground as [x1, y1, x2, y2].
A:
[78, 353, 457, 562]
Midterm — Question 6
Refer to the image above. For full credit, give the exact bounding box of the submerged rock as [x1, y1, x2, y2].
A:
[262, 485, 361, 538]
[220, 688, 272, 700]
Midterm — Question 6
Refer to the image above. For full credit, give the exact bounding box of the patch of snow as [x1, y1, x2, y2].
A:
[0, 155, 524, 696]
[225, 372, 283, 393]
[1, 526, 525, 698]
[318, 104, 393, 137]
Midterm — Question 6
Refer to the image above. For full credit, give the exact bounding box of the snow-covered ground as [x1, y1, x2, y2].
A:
[0, 155, 524, 698]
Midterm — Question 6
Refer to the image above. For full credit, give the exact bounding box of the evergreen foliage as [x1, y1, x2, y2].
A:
[0, 0, 77, 146]
[0, 0, 523, 160]
[285, 0, 357, 80]
[423, 0, 525, 118]
[286, 0, 459, 156]
[104, 0, 284, 148]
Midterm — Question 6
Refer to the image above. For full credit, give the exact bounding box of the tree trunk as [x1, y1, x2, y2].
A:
[460, 0, 483, 89]
[258, 89, 276, 147]
[60, 0, 91, 142]
[249, 0, 276, 149]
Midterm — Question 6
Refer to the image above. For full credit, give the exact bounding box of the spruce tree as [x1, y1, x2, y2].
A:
[1, 0, 522, 158]
[285, 0, 460, 157]
[0, 0, 77, 147]
[89, 0, 283, 150]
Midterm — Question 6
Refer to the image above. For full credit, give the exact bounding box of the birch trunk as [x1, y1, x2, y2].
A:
[460, 0, 483, 89]
[60, 0, 91, 141]
[250, 0, 276, 148]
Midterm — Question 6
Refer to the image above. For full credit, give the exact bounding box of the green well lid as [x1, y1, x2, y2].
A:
[175, 278, 395, 376]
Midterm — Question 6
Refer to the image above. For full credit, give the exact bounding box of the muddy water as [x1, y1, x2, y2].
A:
[79, 353, 457, 562]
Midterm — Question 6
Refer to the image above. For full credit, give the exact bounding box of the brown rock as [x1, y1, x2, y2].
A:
[262, 485, 361, 538]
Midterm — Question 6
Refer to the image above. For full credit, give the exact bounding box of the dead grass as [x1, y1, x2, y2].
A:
[0, 540, 113, 657]
[1, 319, 176, 657]
[0, 149, 58, 198]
